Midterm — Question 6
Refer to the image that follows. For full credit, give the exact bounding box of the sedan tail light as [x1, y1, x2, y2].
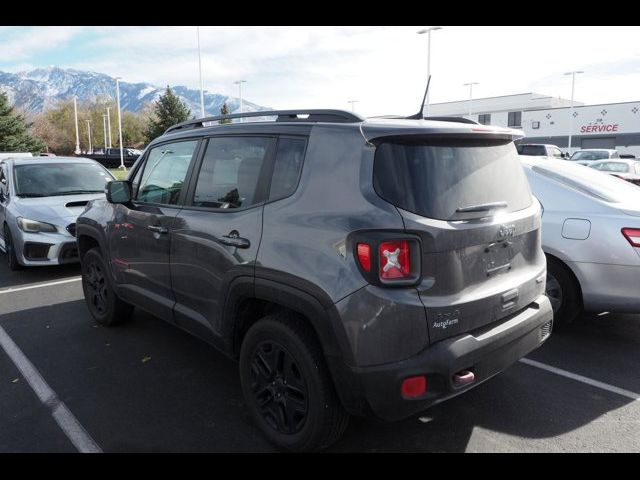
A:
[622, 228, 640, 247]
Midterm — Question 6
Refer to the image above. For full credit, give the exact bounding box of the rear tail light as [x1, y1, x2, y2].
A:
[622, 228, 640, 247]
[353, 235, 421, 286]
[356, 243, 372, 272]
[379, 240, 411, 279]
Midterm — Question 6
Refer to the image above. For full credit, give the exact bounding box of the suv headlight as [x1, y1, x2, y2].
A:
[17, 217, 58, 233]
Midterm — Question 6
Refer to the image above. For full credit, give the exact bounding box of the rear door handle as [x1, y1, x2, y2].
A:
[147, 225, 168, 234]
[219, 234, 250, 249]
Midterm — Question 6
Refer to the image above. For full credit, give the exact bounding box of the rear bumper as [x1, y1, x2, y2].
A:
[570, 261, 640, 313]
[332, 295, 553, 421]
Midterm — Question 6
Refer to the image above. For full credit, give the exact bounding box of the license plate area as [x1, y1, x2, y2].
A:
[483, 241, 513, 277]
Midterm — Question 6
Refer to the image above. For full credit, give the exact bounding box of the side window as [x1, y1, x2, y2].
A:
[137, 140, 198, 205]
[0, 164, 7, 196]
[269, 137, 306, 201]
[552, 147, 563, 158]
[192, 136, 271, 209]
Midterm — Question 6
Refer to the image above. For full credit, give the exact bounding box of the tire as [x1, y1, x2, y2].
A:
[239, 312, 349, 451]
[3, 224, 22, 271]
[546, 255, 582, 327]
[81, 247, 133, 326]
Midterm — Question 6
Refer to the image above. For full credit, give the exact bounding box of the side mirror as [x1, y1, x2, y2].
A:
[106, 181, 132, 204]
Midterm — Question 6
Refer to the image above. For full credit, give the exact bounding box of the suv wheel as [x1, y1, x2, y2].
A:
[3, 224, 22, 271]
[81, 248, 133, 326]
[239, 313, 349, 451]
[546, 255, 582, 326]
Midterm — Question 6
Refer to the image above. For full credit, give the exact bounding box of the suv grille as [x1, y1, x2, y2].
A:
[540, 320, 553, 341]
[66, 223, 76, 237]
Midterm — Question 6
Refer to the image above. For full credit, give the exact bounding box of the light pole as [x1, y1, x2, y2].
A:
[86, 119, 92, 154]
[463, 82, 479, 117]
[197, 26, 205, 118]
[417, 26, 442, 116]
[73, 96, 80, 155]
[115, 77, 125, 170]
[564, 70, 584, 155]
[347, 100, 359, 112]
[234, 80, 247, 122]
[102, 114, 108, 152]
[106, 107, 112, 148]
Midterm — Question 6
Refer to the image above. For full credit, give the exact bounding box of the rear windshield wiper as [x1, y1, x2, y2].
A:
[456, 201, 508, 213]
[49, 190, 104, 196]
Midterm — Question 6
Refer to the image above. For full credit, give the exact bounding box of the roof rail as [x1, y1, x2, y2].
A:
[164, 109, 364, 135]
[423, 116, 479, 125]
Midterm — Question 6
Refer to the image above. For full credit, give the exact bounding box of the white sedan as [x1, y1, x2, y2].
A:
[521, 156, 640, 325]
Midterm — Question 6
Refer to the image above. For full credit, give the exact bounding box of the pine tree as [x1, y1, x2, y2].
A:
[0, 91, 46, 154]
[219, 102, 232, 124]
[144, 86, 191, 141]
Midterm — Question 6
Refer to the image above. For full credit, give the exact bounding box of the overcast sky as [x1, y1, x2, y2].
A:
[1, 26, 639, 116]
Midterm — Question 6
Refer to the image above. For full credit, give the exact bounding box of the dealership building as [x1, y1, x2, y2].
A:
[427, 92, 640, 156]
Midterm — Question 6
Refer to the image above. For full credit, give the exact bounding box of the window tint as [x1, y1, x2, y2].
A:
[0, 164, 7, 196]
[193, 136, 271, 209]
[137, 141, 197, 205]
[595, 162, 629, 173]
[571, 150, 609, 161]
[521, 145, 544, 156]
[374, 138, 532, 221]
[269, 137, 306, 200]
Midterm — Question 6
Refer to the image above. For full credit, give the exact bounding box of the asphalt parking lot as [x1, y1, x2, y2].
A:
[1, 260, 639, 452]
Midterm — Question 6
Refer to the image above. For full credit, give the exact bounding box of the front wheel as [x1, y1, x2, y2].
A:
[81, 248, 133, 326]
[239, 313, 349, 451]
[3, 224, 22, 271]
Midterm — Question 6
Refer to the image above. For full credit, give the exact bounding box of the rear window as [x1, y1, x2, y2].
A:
[520, 145, 545, 156]
[531, 161, 640, 203]
[374, 138, 532, 221]
[571, 150, 609, 161]
[592, 162, 629, 173]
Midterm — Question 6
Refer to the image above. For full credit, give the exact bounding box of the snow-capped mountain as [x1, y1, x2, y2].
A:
[0, 66, 268, 116]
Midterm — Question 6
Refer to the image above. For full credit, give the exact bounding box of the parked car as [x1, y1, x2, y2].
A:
[84, 147, 141, 168]
[589, 159, 640, 186]
[0, 156, 114, 270]
[77, 109, 553, 451]
[516, 143, 566, 158]
[521, 156, 640, 325]
[569, 148, 620, 166]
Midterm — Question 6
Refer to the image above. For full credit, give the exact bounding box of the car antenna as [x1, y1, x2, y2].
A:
[405, 74, 431, 120]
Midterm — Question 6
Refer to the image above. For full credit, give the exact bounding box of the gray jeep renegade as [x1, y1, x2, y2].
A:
[76, 109, 553, 451]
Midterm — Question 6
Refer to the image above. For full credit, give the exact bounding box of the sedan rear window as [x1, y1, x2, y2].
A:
[374, 138, 532, 220]
[592, 162, 629, 173]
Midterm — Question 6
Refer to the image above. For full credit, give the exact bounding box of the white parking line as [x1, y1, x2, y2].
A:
[0, 277, 82, 295]
[520, 358, 640, 401]
[0, 324, 102, 453]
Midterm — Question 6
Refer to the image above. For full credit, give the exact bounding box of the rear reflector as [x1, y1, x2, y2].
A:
[401, 376, 427, 398]
[622, 228, 640, 247]
[356, 243, 372, 272]
[379, 240, 411, 279]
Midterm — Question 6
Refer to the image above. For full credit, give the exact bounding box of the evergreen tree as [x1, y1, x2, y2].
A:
[0, 91, 46, 154]
[144, 86, 191, 141]
[219, 102, 232, 124]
